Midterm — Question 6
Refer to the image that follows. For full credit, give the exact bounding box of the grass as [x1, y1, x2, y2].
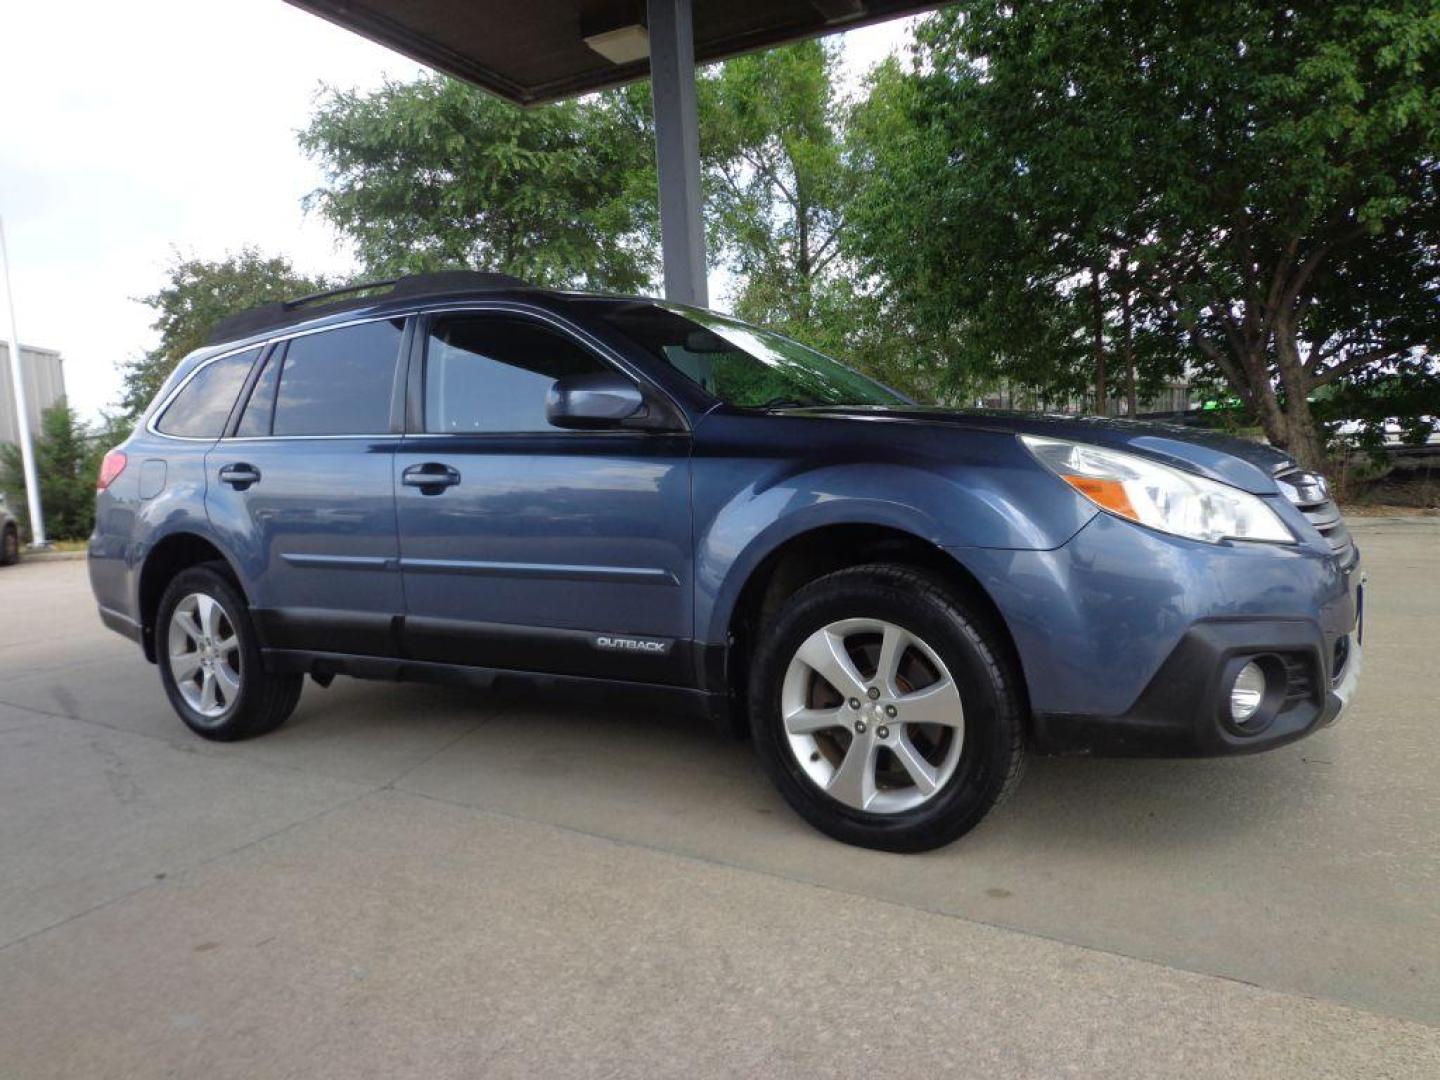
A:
[20, 538, 89, 553]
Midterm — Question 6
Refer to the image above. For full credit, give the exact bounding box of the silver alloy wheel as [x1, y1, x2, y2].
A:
[781, 618, 964, 813]
[167, 592, 241, 721]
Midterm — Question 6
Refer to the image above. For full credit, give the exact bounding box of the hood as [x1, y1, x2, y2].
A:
[782, 406, 1291, 494]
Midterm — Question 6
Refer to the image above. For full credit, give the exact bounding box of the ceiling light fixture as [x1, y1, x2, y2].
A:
[584, 24, 650, 64]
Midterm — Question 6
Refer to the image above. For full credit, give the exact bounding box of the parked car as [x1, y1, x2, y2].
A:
[88, 273, 1364, 851]
[0, 493, 19, 566]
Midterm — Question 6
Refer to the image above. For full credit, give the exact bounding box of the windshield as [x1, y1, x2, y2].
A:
[587, 301, 906, 408]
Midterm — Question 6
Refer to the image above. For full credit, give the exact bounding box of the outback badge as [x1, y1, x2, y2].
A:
[594, 635, 671, 654]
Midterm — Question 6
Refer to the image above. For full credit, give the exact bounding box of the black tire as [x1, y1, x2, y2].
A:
[748, 564, 1027, 852]
[0, 525, 18, 566]
[156, 566, 303, 741]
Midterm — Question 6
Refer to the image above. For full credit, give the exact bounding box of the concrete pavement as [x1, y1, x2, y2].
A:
[0, 518, 1436, 1077]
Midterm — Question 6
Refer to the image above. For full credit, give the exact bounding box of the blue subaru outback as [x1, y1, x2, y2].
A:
[90, 272, 1364, 851]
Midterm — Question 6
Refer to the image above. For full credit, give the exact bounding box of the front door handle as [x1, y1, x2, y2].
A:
[218, 463, 260, 490]
[402, 462, 461, 494]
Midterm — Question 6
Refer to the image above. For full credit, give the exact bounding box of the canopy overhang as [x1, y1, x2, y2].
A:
[284, 1, 939, 106]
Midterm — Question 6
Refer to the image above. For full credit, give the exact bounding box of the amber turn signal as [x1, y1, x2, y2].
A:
[1061, 475, 1139, 521]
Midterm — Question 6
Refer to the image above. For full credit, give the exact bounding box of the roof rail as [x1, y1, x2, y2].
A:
[281, 278, 400, 310]
[204, 271, 531, 345]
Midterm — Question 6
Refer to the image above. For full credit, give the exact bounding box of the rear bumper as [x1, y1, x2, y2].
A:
[97, 603, 144, 646]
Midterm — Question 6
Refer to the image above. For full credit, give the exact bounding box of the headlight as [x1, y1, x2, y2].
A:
[1021, 435, 1295, 545]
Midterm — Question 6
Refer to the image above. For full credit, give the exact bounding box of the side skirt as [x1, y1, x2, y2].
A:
[261, 648, 732, 727]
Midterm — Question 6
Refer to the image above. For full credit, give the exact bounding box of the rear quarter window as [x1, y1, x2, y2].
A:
[155, 348, 261, 438]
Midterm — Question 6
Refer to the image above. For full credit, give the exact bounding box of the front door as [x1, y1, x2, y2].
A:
[394, 310, 693, 684]
[205, 316, 408, 656]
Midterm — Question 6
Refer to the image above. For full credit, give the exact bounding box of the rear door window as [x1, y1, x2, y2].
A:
[156, 348, 261, 438]
[271, 319, 404, 436]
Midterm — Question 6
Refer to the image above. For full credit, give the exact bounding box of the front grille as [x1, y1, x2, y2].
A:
[1274, 464, 1357, 569]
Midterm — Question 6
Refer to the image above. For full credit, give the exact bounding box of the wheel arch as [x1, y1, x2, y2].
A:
[137, 531, 247, 662]
[717, 522, 1029, 734]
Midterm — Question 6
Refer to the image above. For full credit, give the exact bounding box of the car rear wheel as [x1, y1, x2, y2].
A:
[156, 566, 302, 741]
[0, 526, 18, 566]
[749, 564, 1026, 852]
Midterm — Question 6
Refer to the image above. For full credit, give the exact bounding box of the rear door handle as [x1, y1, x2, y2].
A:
[218, 463, 260, 490]
[401, 463, 461, 493]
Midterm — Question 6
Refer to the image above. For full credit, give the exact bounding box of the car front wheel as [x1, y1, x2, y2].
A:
[156, 566, 303, 741]
[749, 564, 1027, 852]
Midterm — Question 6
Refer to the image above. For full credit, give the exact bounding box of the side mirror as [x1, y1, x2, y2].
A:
[546, 372, 647, 429]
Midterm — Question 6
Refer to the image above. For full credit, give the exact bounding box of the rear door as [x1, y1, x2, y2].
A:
[204, 316, 409, 657]
[394, 307, 694, 684]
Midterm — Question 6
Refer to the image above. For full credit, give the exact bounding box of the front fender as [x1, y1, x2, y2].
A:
[693, 443, 1094, 645]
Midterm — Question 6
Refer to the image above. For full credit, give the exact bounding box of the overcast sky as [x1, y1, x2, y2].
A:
[0, 1, 911, 422]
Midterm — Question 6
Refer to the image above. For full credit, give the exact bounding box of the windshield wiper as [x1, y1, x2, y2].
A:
[758, 397, 810, 409]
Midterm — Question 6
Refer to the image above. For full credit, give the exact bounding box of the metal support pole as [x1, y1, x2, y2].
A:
[0, 216, 46, 547]
[647, 0, 708, 307]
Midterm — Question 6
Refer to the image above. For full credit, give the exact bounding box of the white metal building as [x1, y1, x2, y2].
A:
[0, 342, 65, 449]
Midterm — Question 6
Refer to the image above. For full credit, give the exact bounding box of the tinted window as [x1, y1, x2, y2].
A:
[234, 351, 280, 437]
[424, 317, 609, 434]
[156, 348, 260, 438]
[272, 319, 404, 436]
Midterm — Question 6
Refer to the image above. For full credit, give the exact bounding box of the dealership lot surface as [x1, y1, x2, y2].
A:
[0, 517, 1436, 1078]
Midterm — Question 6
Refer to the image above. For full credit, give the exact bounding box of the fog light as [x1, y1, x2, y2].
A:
[1230, 661, 1267, 724]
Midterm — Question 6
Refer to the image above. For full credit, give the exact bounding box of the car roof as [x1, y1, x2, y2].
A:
[204, 271, 564, 349]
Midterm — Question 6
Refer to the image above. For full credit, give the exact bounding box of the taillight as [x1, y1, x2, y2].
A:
[97, 449, 128, 491]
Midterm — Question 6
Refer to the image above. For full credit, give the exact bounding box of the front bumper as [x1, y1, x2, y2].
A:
[1032, 604, 1363, 757]
[956, 512, 1364, 758]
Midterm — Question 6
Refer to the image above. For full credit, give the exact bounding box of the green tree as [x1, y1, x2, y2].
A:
[0, 399, 114, 541]
[700, 41, 852, 332]
[696, 42, 954, 402]
[299, 74, 659, 290]
[851, 3, 1440, 468]
[294, 51, 931, 395]
[121, 249, 329, 418]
